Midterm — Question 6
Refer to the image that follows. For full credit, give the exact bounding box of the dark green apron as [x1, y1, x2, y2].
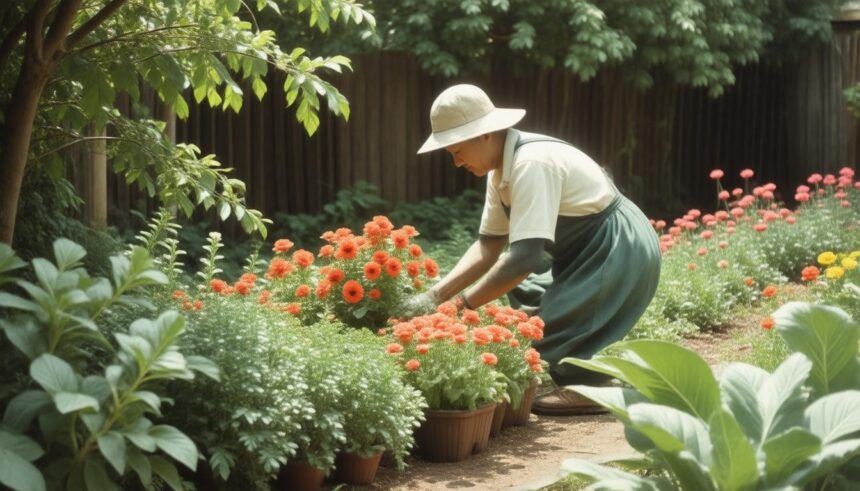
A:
[504, 136, 661, 386]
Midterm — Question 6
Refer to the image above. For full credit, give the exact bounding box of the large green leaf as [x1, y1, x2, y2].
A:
[0, 449, 45, 491]
[757, 353, 810, 442]
[719, 362, 768, 443]
[774, 302, 860, 396]
[708, 408, 758, 491]
[52, 239, 86, 271]
[83, 459, 117, 491]
[30, 354, 78, 394]
[761, 428, 821, 486]
[126, 446, 152, 487]
[53, 392, 99, 414]
[149, 425, 198, 470]
[560, 458, 666, 490]
[3, 390, 52, 431]
[570, 385, 649, 422]
[149, 455, 183, 491]
[805, 390, 860, 445]
[786, 439, 860, 486]
[628, 403, 713, 464]
[97, 432, 127, 475]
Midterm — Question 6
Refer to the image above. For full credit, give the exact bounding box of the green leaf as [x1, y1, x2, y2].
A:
[84, 459, 117, 491]
[786, 438, 860, 486]
[758, 353, 811, 441]
[570, 386, 648, 422]
[133, 391, 162, 415]
[149, 455, 183, 491]
[186, 355, 220, 381]
[3, 390, 52, 431]
[2, 319, 46, 359]
[32, 258, 58, 289]
[560, 458, 666, 490]
[0, 293, 40, 312]
[0, 430, 44, 461]
[719, 363, 768, 443]
[52, 239, 86, 270]
[30, 354, 78, 393]
[708, 408, 757, 491]
[0, 448, 45, 491]
[149, 425, 198, 470]
[805, 390, 860, 444]
[127, 447, 152, 487]
[218, 201, 231, 221]
[774, 302, 860, 396]
[762, 427, 821, 485]
[53, 392, 99, 414]
[80, 65, 115, 119]
[97, 432, 127, 475]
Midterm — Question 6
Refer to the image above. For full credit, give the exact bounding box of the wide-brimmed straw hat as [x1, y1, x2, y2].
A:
[417, 84, 526, 154]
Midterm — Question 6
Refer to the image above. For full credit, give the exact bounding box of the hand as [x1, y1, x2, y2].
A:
[397, 290, 442, 319]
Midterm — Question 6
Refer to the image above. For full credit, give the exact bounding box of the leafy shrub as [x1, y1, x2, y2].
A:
[560, 302, 860, 490]
[0, 240, 215, 491]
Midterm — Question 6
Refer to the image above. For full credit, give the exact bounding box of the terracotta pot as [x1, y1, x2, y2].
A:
[503, 380, 540, 428]
[335, 450, 384, 485]
[490, 402, 505, 437]
[276, 461, 325, 491]
[414, 403, 496, 462]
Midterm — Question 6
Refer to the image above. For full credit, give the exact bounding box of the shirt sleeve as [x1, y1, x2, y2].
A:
[478, 176, 509, 236]
[508, 160, 562, 243]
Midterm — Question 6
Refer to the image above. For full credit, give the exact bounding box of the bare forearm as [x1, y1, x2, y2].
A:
[464, 256, 531, 308]
[432, 235, 506, 300]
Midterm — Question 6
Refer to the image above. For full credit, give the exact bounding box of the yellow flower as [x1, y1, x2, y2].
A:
[825, 266, 845, 279]
[817, 251, 837, 266]
[850, 251, 860, 260]
[842, 257, 858, 270]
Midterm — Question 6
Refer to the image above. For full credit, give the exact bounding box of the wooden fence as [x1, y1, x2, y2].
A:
[106, 29, 860, 223]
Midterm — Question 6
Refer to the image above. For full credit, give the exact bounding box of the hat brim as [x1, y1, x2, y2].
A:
[417, 108, 526, 154]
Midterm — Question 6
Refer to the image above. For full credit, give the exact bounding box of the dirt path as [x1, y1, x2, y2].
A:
[335, 321, 757, 491]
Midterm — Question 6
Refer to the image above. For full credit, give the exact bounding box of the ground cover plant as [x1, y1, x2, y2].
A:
[560, 302, 860, 490]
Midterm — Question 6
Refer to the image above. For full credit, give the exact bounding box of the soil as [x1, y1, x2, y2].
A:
[331, 318, 762, 491]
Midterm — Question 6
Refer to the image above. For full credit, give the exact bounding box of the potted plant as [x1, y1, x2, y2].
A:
[333, 329, 426, 485]
[381, 304, 509, 462]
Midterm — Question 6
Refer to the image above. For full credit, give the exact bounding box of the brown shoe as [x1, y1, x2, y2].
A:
[531, 386, 609, 416]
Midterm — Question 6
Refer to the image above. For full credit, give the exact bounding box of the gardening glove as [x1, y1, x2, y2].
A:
[397, 289, 443, 319]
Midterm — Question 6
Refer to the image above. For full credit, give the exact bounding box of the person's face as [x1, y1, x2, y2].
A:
[445, 134, 498, 177]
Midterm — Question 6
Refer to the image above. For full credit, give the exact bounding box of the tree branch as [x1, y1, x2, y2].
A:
[73, 24, 198, 54]
[0, 15, 25, 73]
[43, 0, 82, 57]
[34, 135, 122, 160]
[63, 0, 129, 51]
[26, 0, 54, 63]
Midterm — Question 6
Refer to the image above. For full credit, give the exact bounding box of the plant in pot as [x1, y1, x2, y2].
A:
[333, 328, 426, 485]
[382, 306, 507, 462]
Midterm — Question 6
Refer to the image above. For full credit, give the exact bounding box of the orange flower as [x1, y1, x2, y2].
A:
[267, 258, 293, 279]
[172, 290, 186, 300]
[234, 281, 252, 296]
[762, 286, 777, 298]
[461, 309, 480, 325]
[293, 250, 315, 268]
[210, 279, 228, 293]
[364, 262, 382, 281]
[369, 288, 382, 300]
[416, 344, 430, 354]
[327, 268, 345, 284]
[406, 261, 421, 278]
[400, 225, 418, 238]
[320, 231, 336, 242]
[315, 279, 332, 299]
[760, 317, 774, 330]
[295, 284, 311, 298]
[423, 258, 439, 278]
[391, 230, 409, 249]
[372, 250, 389, 265]
[335, 239, 358, 260]
[453, 334, 467, 344]
[744, 277, 755, 286]
[509, 339, 520, 348]
[258, 290, 271, 304]
[285, 303, 301, 316]
[377, 328, 387, 336]
[801, 266, 820, 282]
[373, 216, 394, 235]
[342, 280, 364, 304]
[385, 257, 402, 277]
[413, 278, 423, 289]
[318, 244, 334, 257]
[472, 328, 492, 346]
[481, 353, 498, 366]
[405, 359, 420, 371]
[409, 244, 423, 257]
[386, 343, 403, 354]
[524, 348, 541, 365]
[239, 273, 257, 284]
[272, 239, 294, 253]
[194, 299, 203, 310]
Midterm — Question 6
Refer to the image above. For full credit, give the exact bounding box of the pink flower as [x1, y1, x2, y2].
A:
[823, 174, 837, 186]
[718, 190, 730, 200]
[786, 216, 797, 224]
[709, 169, 724, 180]
[795, 192, 810, 203]
[697, 247, 708, 256]
[700, 230, 713, 240]
[717, 260, 729, 269]
[839, 167, 855, 178]
[732, 188, 744, 197]
[718, 240, 728, 249]
[654, 220, 666, 229]
[754, 223, 768, 232]
[808, 173, 823, 184]
[740, 169, 754, 179]
[796, 185, 810, 193]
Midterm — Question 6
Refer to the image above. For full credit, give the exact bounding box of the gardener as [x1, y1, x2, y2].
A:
[406, 84, 661, 416]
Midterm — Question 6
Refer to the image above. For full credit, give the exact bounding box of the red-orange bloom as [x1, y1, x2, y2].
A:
[285, 303, 301, 316]
[423, 258, 439, 278]
[364, 262, 382, 281]
[405, 359, 420, 371]
[761, 317, 774, 330]
[524, 348, 541, 365]
[342, 280, 364, 304]
[510, 339, 520, 348]
[453, 334, 467, 344]
[762, 286, 777, 298]
[293, 250, 315, 268]
[801, 266, 820, 282]
[240, 273, 257, 284]
[472, 328, 492, 346]
[406, 261, 421, 278]
[369, 288, 381, 300]
[258, 290, 271, 305]
[461, 309, 480, 325]
[744, 277, 755, 286]
[318, 244, 334, 257]
[416, 344, 430, 354]
[327, 268, 345, 284]
[391, 230, 409, 249]
[372, 250, 389, 265]
[210, 279, 228, 293]
[386, 343, 403, 354]
[295, 284, 311, 298]
[409, 244, 423, 257]
[481, 353, 498, 366]
[172, 290, 186, 300]
[272, 239, 294, 253]
[194, 299, 203, 310]
[316, 279, 332, 299]
[373, 216, 394, 235]
[182, 300, 193, 310]
[385, 257, 402, 277]
[234, 281, 252, 296]
[335, 240, 358, 260]
[400, 225, 418, 238]
[267, 258, 294, 279]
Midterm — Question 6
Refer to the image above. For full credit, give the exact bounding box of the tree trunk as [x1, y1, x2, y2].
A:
[0, 56, 51, 244]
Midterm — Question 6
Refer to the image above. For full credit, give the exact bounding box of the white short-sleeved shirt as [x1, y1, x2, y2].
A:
[479, 129, 617, 243]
